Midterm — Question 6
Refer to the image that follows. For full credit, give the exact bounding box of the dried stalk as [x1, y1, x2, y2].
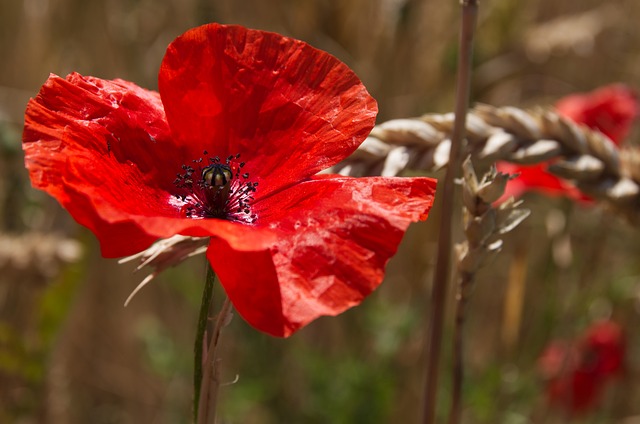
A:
[422, 1, 478, 423]
[448, 158, 530, 424]
[331, 105, 640, 224]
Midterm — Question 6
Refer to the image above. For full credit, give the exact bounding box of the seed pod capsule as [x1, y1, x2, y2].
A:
[202, 164, 232, 188]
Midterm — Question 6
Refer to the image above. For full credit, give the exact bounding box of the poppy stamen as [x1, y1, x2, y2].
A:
[173, 152, 256, 223]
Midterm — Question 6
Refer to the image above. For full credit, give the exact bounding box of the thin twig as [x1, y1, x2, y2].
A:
[422, 1, 478, 423]
[197, 295, 233, 424]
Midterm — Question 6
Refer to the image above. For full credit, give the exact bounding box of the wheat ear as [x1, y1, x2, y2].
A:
[331, 104, 640, 224]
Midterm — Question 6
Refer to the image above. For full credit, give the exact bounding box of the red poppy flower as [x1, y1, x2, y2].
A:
[555, 84, 639, 144]
[498, 84, 639, 201]
[23, 24, 437, 337]
[582, 320, 625, 377]
[538, 320, 625, 414]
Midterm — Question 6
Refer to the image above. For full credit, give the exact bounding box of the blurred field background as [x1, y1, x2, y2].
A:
[2, 0, 640, 423]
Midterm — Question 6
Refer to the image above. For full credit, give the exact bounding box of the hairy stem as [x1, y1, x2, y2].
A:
[197, 294, 233, 424]
[422, 1, 478, 423]
[194, 265, 216, 421]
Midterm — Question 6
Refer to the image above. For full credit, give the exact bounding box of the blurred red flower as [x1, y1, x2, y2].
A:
[22, 24, 437, 337]
[538, 320, 625, 414]
[556, 84, 639, 143]
[498, 84, 639, 201]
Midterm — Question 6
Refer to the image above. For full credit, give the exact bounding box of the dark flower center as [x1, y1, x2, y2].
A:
[173, 152, 258, 223]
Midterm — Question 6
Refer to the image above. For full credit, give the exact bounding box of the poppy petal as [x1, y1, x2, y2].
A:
[159, 23, 377, 198]
[208, 175, 437, 336]
[555, 84, 638, 144]
[23, 73, 276, 257]
[496, 162, 589, 203]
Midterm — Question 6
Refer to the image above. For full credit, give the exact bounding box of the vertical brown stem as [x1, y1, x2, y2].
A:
[448, 272, 473, 424]
[422, 1, 478, 423]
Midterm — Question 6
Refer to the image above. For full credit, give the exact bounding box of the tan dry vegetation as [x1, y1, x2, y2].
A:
[1, 0, 640, 423]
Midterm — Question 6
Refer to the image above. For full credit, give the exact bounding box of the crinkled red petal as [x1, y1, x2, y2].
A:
[23, 73, 275, 257]
[208, 175, 437, 337]
[159, 23, 377, 198]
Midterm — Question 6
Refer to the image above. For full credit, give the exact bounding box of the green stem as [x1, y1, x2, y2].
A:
[197, 295, 233, 424]
[194, 265, 216, 422]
